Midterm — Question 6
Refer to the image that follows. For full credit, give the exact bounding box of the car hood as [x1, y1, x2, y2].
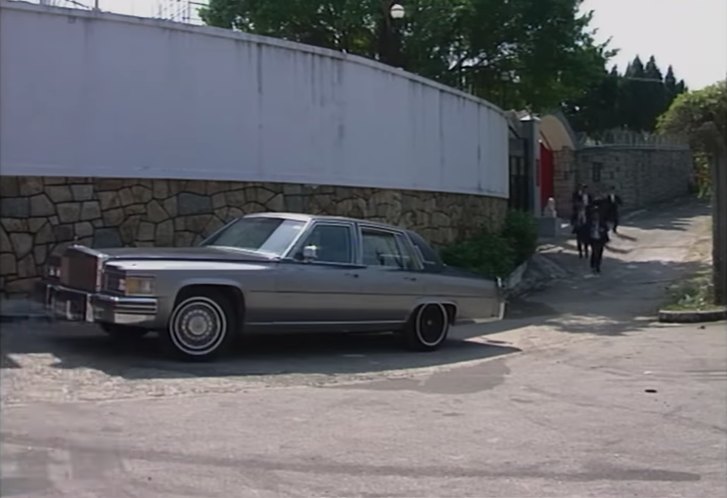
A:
[96, 246, 275, 263]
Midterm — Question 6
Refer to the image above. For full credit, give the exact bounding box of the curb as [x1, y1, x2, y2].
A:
[504, 260, 529, 293]
[0, 310, 52, 323]
[657, 308, 727, 323]
[0, 298, 51, 324]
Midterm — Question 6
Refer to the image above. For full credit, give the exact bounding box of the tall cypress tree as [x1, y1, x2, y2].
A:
[665, 65, 678, 101]
[621, 56, 648, 130]
[643, 56, 667, 131]
[563, 57, 688, 135]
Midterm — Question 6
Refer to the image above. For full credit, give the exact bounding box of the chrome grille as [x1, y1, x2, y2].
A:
[60, 246, 101, 292]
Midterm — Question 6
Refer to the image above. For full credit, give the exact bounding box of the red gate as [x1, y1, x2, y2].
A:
[539, 142, 555, 212]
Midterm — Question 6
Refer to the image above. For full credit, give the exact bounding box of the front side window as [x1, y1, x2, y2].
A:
[299, 224, 353, 264]
[361, 229, 412, 269]
[201, 217, 305, 256]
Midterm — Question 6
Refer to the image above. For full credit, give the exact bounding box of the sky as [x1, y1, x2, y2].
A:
[582, 0, 727, 89]
[38, 0, 727, 89]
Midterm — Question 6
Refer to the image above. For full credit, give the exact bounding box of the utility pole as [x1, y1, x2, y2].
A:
[711, 137, 727, 305]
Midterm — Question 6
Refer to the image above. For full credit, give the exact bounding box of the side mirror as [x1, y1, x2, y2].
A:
[302, 245, 318, 262]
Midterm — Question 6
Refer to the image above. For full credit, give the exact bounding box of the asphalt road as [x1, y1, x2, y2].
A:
[1, 200, 725, 498]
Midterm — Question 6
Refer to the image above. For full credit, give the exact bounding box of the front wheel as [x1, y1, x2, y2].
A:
[403, 303, 450, 351]
[160, 290, 237, 361]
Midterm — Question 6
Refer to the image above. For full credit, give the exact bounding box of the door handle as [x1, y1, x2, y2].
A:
[345, 272, 359, 278]
[404, 276, 417, 282]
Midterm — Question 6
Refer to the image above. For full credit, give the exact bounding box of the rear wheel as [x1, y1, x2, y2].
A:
[100, 323, 149, 341]
[160, 289, 237, 361]
[403, 303, 450, 351]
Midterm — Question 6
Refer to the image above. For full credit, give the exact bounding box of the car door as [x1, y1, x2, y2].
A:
[273, 221, 364, 325]
[407, 229, 501, 320]
[355, 226, 424, 322]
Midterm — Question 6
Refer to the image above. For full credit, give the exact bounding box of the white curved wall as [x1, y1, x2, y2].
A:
[0, 1, 508, 198]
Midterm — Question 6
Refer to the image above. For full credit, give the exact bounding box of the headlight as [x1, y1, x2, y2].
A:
[119, 276, 155, 296]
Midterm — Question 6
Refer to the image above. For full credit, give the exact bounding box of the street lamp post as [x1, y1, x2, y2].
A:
[380, 2, 405, 68]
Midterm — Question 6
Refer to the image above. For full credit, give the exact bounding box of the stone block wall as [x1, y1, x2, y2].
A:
[0, 176, 507, 296]
[574, 147, 692, 211]
[552, 146, 692, 218]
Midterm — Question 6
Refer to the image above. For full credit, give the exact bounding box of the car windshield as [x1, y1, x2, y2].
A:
[200, 217, 306, 256]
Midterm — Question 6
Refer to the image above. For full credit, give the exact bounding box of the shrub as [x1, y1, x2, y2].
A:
[440, 209, 537, 278]
[501, 210, 538, 265]
[440, 229, 515, 278]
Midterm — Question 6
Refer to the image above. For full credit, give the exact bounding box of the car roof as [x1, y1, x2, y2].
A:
[243, 212, 406, 232]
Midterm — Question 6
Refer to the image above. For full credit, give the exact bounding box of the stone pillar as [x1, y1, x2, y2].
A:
[553, 148, 576, 219]
[519, 115, 541, 217]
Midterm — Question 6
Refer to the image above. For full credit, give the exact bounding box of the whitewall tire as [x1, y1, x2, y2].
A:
[161, 291, 236, 361]
[404, 303, 450, 351]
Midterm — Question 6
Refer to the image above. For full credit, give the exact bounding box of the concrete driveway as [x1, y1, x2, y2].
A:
[1, 199, 725, 497]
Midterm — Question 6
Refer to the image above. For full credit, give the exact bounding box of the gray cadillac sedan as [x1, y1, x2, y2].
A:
[38, 213, 505, 361]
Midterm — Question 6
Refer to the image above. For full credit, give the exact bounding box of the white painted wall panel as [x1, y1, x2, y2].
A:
[0, 2, 508, 198]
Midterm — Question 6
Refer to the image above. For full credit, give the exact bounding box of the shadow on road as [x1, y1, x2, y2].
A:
[491, 198, 712, 338]
[620, 197, 710, 232]
[0, 322, 521, 380]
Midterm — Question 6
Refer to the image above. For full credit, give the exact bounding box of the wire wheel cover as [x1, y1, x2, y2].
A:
[169, 297, 227, 355]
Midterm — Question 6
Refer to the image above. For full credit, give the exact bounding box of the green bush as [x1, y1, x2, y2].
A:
[501, 210, 538, 265]
[440, 210, 537, 278]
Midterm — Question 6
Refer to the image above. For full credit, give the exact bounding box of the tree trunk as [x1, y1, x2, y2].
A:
[712, 148, 727, 305]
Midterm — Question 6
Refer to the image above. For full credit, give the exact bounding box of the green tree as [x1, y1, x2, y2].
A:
[657, 81, 727, 305]
[641, 55, 667, 131]
[620, 55, 655, 130]
[564, 56, 688, 135]
[199, 0, 610, 112]
[561, 64, 620, 136]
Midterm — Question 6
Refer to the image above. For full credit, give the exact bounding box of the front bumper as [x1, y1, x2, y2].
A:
[39, 282, 158, 326]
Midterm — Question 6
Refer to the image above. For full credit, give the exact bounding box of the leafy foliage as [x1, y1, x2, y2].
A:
[200, 0, 611, 112]
[656, 80, 727, 153]
[563, 55, 688, 135]
[440, 210, 537, 278]
[657, 81, 727, 307]
[657, 81, 727, 199]
[501, 209, 538, 265]
[440, 230, 516, 279]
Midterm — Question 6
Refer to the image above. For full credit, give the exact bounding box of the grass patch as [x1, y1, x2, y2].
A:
[662, 216, 724, 312]
[663, 268, 720, 311]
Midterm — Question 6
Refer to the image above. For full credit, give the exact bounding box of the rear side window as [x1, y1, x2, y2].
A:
[407, 230, 443, 272]
[361, 229, 406, 269]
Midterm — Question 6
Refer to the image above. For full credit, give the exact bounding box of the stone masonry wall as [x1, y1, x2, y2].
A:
[0, 176, 507, 296]
[553, 146, 692, 218]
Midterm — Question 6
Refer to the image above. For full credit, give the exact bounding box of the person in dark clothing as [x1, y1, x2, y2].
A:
[573, 205, 590, 258]
[571, 184, 592, 229]
[587, 208, 610, 273]
[604, 186, 623, 233]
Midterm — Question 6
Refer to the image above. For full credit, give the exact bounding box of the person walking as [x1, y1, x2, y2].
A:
[604, 186, 623, 233]
[573, 205, 590, 259]
[587, 207, 610, 274]
[571, 184, 591, 229]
